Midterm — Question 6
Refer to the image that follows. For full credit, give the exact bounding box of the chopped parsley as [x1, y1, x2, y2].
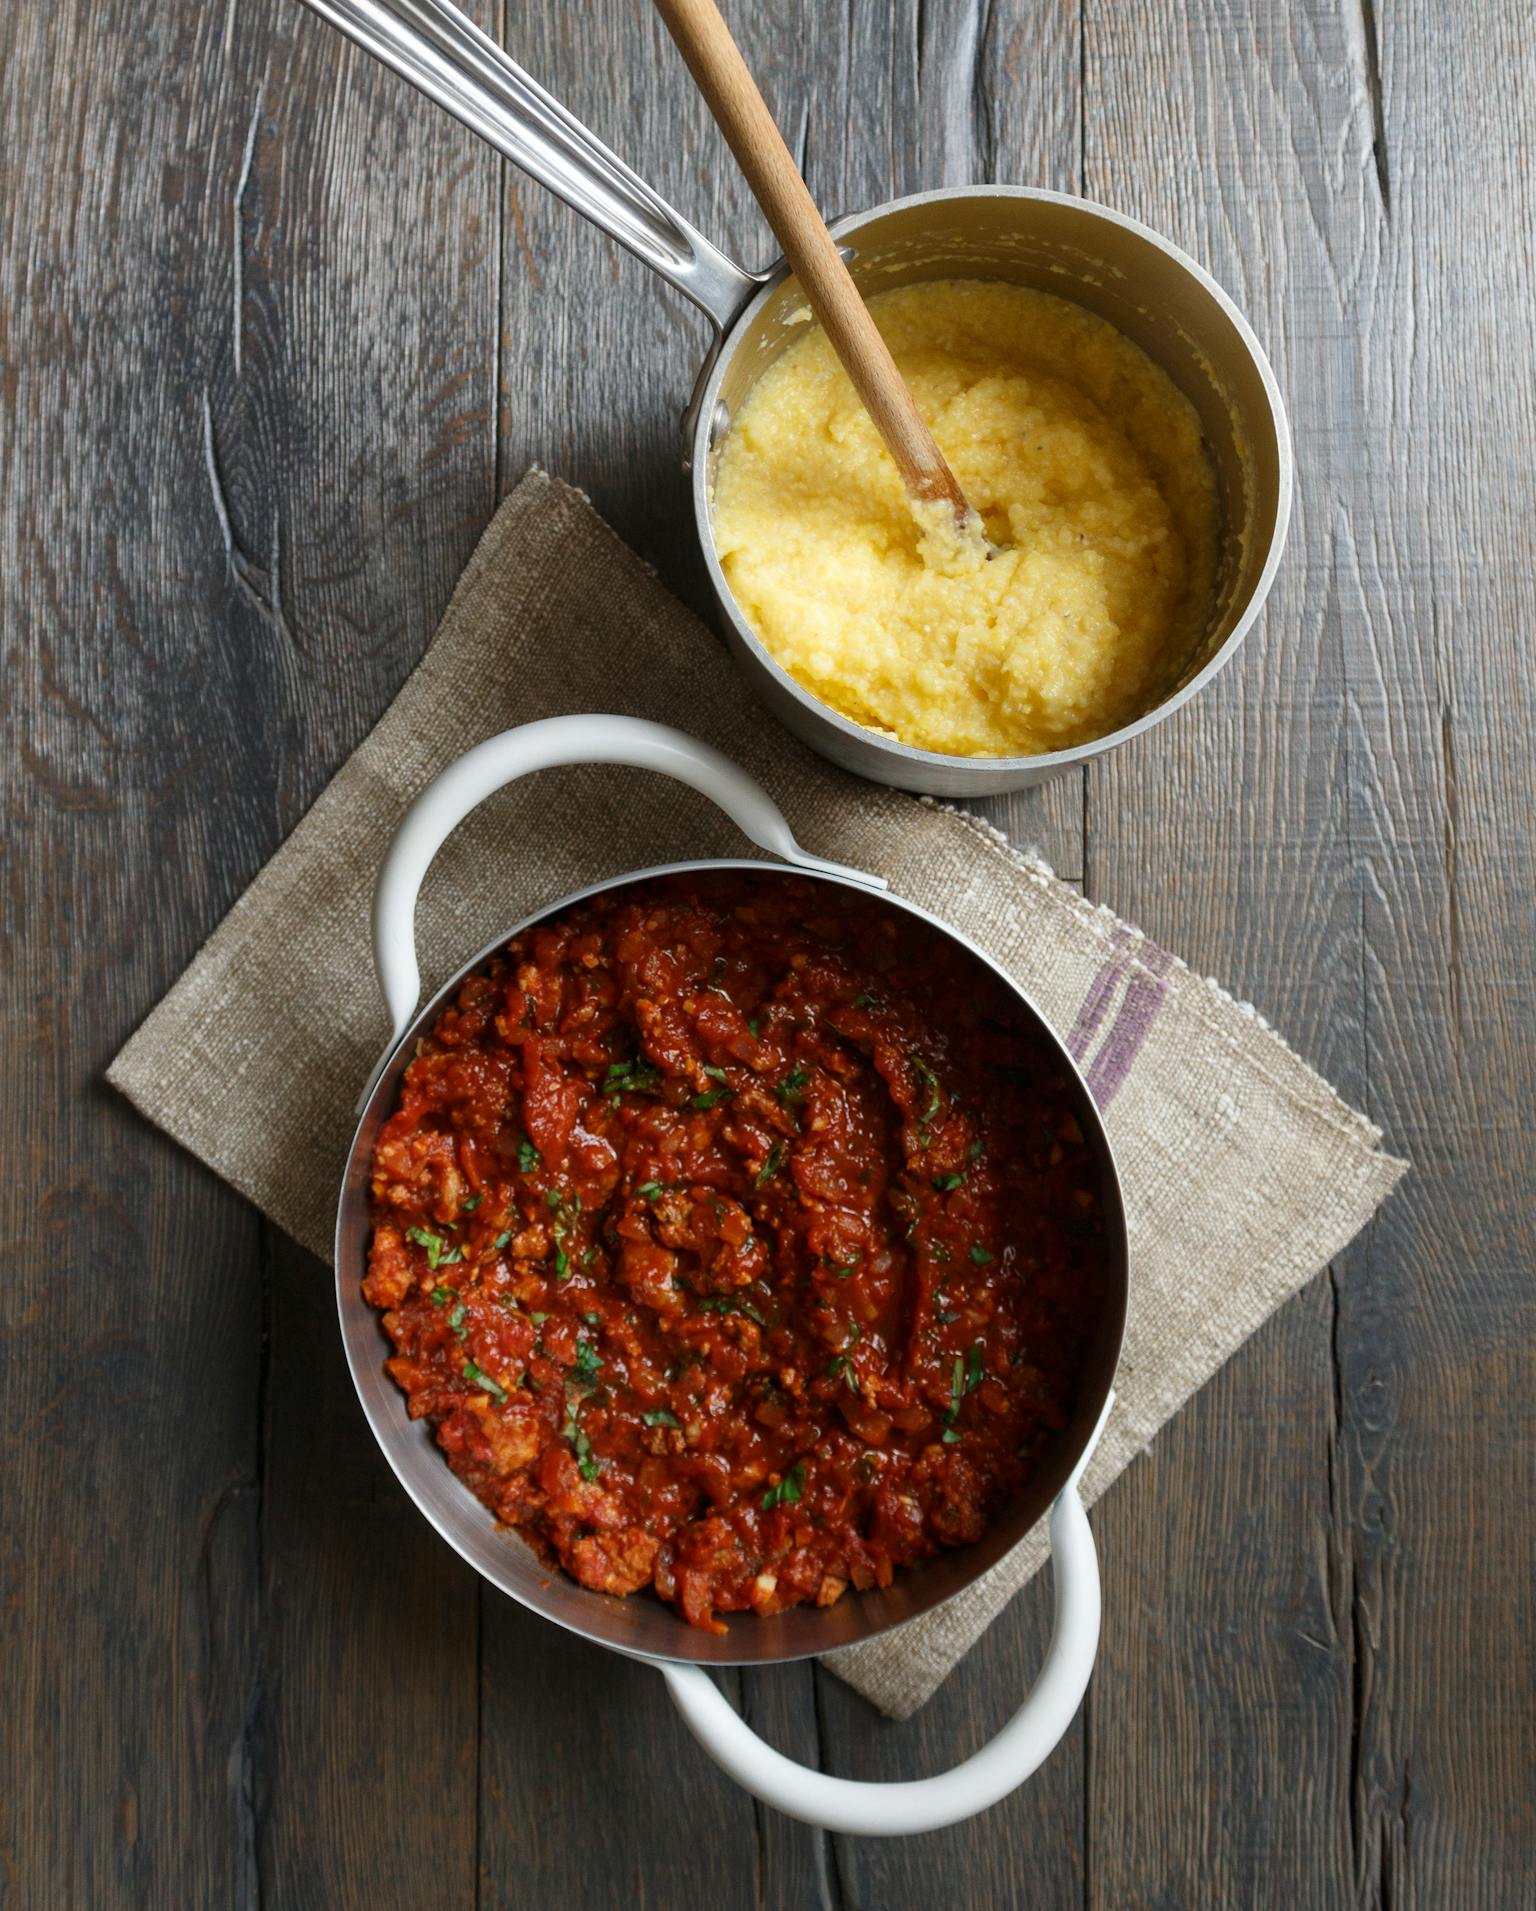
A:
[697, 1293, 766, 1326]
[761, 1460, 807, 1511]
[970, 1244, 995, 1264]
[910, 1056, 942, 1124]
[560, 1394, 601, 1482]
[642, 1408, 681, 1428]
[407, 1226, 448, 1269]
[462, 1361, 507, 1404]
[774, 1065, 811, 1107]
[941, 1343, 986, 1442]
[755, 1140, 786, 1187]
[604, 1057, 663, 1100]
[546, 1188, 574, 1278]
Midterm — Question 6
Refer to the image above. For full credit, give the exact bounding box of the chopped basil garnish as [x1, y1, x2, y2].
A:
[940, 1346, 984, 1442]
[827, 1354, 851, 1383]
[970, 1245, 994, 1264]
[826, 1261, 857, 1279]
[604, 1057, 662, 1099]
[697, 1293, 766, 1326]
[492, 1230, 512, 1253]
[560, 1394, 601, 1482]
[439, 1247, 462, 1265]
[517, 1137, 540, 1173]
[461, 1193, 482, 1212]
[762, 1460, 806, 1511]
[430, 1285, 453, 1307]
[530, 1311, 550, 1325]
[774, 1065, 810, 1106]
[642, 1408, 681, 1428]
[637, 1180, 664, 1202]
[853, 992, 879, 1009]
[574, 1338, 602, 1382]
[942, 1353, 965, 1442]
[701, 1064, 730, 1082]
[463, 1361, 507, 1404]
[407, 1225, 447, 1269]
[693, 1087, 734, 1111]
[932, 1172, 965, 1192]
[910, 1056, 942, 1124]
[448, 1302, 468, 1339]
[755, 1140, 785, 1187]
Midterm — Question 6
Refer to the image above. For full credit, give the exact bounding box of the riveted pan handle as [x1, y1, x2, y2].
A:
[291, 0, 764, 333]
[661, 1393, 1113, 1836]
[365, 715, 882, 1104]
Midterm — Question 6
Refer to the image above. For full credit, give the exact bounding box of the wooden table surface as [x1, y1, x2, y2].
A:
[4, 1, 1532, 1904]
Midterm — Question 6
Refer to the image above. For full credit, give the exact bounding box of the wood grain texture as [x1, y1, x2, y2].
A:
[1081, 0, 1536, 1904]
[2, 0, 1532, 1904]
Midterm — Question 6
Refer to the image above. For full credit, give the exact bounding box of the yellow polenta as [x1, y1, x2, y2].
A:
[712, 279, 1218, 758]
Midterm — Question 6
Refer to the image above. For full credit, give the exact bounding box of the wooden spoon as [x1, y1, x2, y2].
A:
[653, 0, 984, 542]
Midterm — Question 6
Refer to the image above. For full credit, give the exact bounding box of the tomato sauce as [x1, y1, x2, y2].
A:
[364, 872, 1107, 1632]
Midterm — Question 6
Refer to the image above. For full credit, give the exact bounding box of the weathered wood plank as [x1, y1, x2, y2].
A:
[0, 2, 278, 1901]
[1083, 0, 1536, 1903]
[218, 0, 506, 1902]
[1336, 2, 1536, 1900]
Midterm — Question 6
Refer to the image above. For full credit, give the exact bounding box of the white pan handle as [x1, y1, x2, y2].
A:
[368, 715, 881, 1095]
[661, 1393, 1113, 1837]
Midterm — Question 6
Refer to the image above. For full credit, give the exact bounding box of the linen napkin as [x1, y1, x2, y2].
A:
[109, 470, 1405, 1719]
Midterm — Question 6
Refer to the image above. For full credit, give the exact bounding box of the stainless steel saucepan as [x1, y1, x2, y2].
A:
[292, 0, 1293, 796]
[337, 714, 1128, 1832]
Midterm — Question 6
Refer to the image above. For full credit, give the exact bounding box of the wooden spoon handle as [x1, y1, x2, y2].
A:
[653, 0, 974, 525]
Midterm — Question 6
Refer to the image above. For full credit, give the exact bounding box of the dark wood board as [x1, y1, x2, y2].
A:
[1, 0, 1531, 1905]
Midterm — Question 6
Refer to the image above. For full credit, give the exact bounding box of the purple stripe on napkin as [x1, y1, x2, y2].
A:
[1069, 933, 1175, 1109]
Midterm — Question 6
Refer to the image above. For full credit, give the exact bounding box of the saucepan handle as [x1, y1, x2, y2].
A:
[366, 714, 881, 1099]
[660, 1394, 1113, 1837]
[290, 0, 764, 333]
